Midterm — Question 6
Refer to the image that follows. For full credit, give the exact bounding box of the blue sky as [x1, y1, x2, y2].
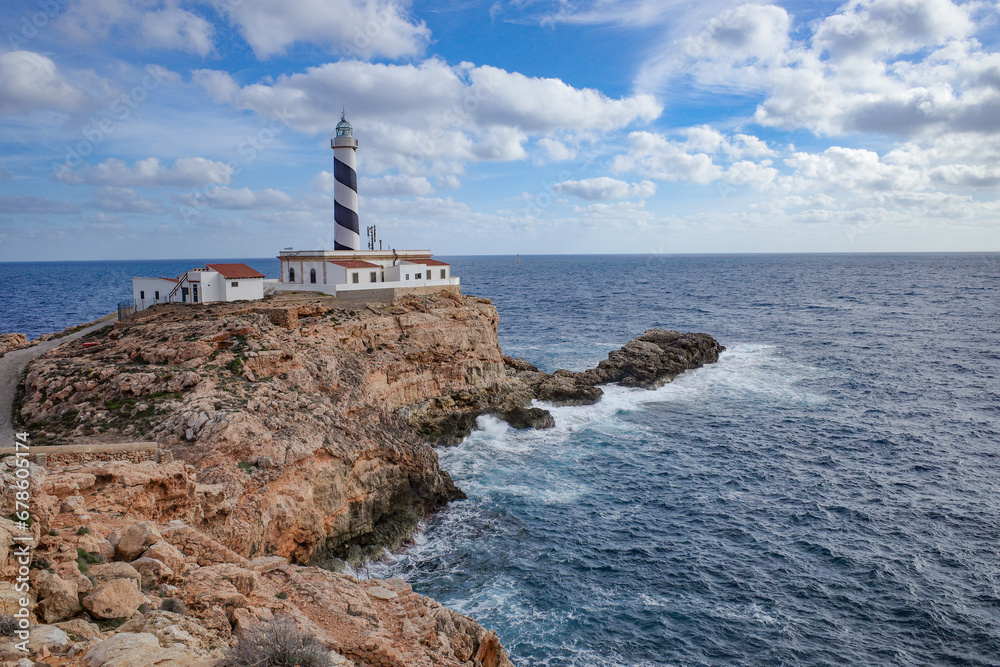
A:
[1, 0, 998, 260]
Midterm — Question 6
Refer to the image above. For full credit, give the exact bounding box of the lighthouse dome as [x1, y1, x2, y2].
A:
[336, 113, 353, 138]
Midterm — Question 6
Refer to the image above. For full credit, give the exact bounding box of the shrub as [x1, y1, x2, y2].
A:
[76, 548, 101, 563]
[0, 615, 17, 636]
[77, 526, 90, 535]
[275, 591, 288, 600]
[221, 617, 332, 667]
[48, 528, 59, 537]
[160, 598, 187, 615]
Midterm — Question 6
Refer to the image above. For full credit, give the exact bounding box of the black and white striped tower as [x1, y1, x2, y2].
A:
[331, 111, 360, 250]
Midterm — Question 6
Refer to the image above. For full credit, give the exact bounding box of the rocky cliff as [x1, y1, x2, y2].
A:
[0, 457, 514, 667]
[16, 293, 724, 565]
[5, 291, 724, 667]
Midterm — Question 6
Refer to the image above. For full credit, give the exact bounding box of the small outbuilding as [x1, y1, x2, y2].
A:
[132, 262, 265, 311]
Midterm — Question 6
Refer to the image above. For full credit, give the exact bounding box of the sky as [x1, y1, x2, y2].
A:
[0, 0, 998, 260]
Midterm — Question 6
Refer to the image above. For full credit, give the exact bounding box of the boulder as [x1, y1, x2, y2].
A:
[82, 578, 146, 619]
[499, 406, 555, 430]
[34, 571, 82, 623]
[59, 496, 86, 514]
[130, 558, 174, 589]
[25, 625, 72, 654]
[0, 580, 35, 620]
[54, 618, 103, 642]
[83, 632, 159, 667]
[118, 611, 225, 653]
[117, 523, 162, 561]
[141, 542, 186, 574]
[89, 562, 141, 589]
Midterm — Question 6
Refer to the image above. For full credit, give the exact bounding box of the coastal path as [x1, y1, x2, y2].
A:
[0, 316, 114, 445]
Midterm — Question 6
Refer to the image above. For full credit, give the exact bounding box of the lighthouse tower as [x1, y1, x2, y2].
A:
[331, 112, 360, 251]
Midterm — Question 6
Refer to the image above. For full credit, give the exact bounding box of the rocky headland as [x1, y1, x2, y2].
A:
[1, 291, 723, 666]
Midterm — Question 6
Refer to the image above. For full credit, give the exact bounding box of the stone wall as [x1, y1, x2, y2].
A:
[0, 441, 167, 467]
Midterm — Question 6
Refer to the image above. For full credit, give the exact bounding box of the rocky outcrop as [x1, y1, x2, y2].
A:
[3, 467, 514, 667]
[16, 296, 724, 565]
[573, 329, 724, 388]
[0, 332, 28, 356]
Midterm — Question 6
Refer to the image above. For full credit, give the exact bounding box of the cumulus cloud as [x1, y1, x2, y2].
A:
[200, 58, 661, 173]
[0, 51, 89, 114]
[554, 177, 656, 200]
[609, 127, 775, 184]
[57, 157, 234, 187]
[639, 0, 999, 143]
[140, 6, 215, 56]
[214, 0, 430, 59]
[92, 187, 166, 214]
[56, 0, 215, 54]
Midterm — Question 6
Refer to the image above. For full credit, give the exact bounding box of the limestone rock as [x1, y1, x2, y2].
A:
[25, 625, 72, 654]
[117, 611, 225, 653]
[59, 496, 86, 514]
[34, 571, 82, 623]
[82, 578, 146, 619]
[117, 523, 162, 561]
[130, 557, 174, 589]
[140, 542, 186, 574]
[499, 405, 555, 430]
[54, 618, 103, 642]
[88, 562, 141, 589]
[83, 632, 159, 667]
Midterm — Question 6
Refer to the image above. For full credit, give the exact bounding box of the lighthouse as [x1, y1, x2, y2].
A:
[331, 112, 360, 251]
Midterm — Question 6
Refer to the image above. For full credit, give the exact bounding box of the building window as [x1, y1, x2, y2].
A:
[352, 272, 359, 283]
[310, 269, 316, 284]
[289, 267, 295, 282]
[155, 291, 159, 300]
[416, 272, 422, 279]
[370, 271, 377, 282]
[231, 281, 239, 287]
[193, 285, 199, 303]
[405, 274, 410, 280]
[140, 291, 145, 300]
[440, 269, 446, 279]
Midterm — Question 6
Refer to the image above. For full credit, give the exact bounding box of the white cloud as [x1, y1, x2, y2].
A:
[203, 58, 661, 174]
[177, 186, 293, 210]
[0, 51, 89, 114]
[192, 69, 240, 104]
[92, 186, 166, 214]
[555, 177, 656, 200]
[359, 174, 435, 196]
[214, 0, 430, 59]
[57, 157, 234, 187]
[611, 127, 776, 185]
[536, 138, 577, 162]
[56, 0, 216, 54]
[140, 6, 215, 56]
[813, 0, 974, 61]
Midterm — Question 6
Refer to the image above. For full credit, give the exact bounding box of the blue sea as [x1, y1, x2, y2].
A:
[3, 254, 1000, 666]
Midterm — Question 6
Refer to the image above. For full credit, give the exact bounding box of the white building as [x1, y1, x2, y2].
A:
[132, 263, 265, 311]
[272, 250, 457, 295]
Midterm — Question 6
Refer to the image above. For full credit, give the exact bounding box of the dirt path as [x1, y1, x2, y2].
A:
[0, 316, 114, 445]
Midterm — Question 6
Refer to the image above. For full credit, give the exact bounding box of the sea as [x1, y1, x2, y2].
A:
[2, 253, 999, 666]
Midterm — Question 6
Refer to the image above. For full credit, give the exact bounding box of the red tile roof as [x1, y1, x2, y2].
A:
[328, 260, 380, 268]
[423, 259, 450, 266]
[205, 263, 265, 279]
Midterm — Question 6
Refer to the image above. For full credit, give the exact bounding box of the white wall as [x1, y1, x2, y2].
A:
[132, 278, 179, 311]
[222, 278, 264, 301]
